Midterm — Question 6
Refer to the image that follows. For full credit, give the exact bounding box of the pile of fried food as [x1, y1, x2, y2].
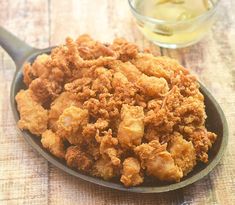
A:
[15, 35, 217, 187]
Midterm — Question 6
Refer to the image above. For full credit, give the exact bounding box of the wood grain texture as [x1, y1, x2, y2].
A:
[0, 0, 234, 204]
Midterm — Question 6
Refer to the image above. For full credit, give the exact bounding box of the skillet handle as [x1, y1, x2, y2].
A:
[0, 26, 39, 69]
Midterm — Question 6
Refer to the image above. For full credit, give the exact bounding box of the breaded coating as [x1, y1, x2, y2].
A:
[23, 53, 65, 106]
[29, 78, 62, 105]
[168, 133, 196, 176]
[97, 130, 120, 166]
[118, 105, 144, 149]
[23, 63, 34, 86]
[82, 118, 109, 139]
[144, 126, 161, 142]
[23, 54, 51, 86]
[15, 90, 48, 135]
[65, 146, 93, 172]
[120, 157, 143, 187]
[135, 140, 183, 182]
[91, 67, 113, 93]
[66, 37, 116, 69]
[109, 38, 138, 61]
[131, 53, 171, 80]
[110, 60, 142, 83]
[64, 77, 92, 93]
[137, 74, 169, 97]
[176, 96, 206, 126]
[57, 106, 88, 139]
[187, 128, 217, 163]
[48, 92, 81, 131]
[31, 54, 51, 78]
[66, 132, 84, 146]
[112, 72, 129, 88]
[76, 34, 115, 60]
[92, 158, 119, 180]
[41, 130, 65, 159]
[16, 35, 217, 187]
[144, 87, 182, 126]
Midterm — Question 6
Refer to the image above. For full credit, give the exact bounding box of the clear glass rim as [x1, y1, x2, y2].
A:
[128, 0, 220, 25]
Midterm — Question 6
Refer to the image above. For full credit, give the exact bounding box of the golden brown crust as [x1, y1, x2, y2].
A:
[41, 130, 65, 159]
[186, 128, 217, 163]
[16, 35, 217, 187]
[65, 146, 93, 172]
[120, 157, 143, 187]
[15, 90, 48, 135]
[168, 132, 196, 176]
[48, 92, 81, 131]
[135, 140, 183, 182]
[117, 105, 144, 149]
[56, 106, 88, 139]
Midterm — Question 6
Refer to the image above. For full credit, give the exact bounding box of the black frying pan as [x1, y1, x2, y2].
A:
[0, 26, 228, 193]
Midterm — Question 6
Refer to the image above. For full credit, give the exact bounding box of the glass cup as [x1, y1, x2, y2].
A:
[128, 0, 220, 48]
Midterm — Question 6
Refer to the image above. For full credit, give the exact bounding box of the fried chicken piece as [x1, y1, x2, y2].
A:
[137, 74, 169, 97]
[111, 72, 138, 106]
[82, 118, 109, 139]
[66, 132, 85, 145]
[83, 93, 120, 120]
[64, 74, 96, 102]
[112, 72, 129, 88]
[144, 126, 160, 142]
[92, 157, 119, 180]
[23, 54, 51, 86]
[168, 133, 196, 176]
[131, 53, 171, 80]
[50, 45, 73, 80]
[23, 52, 65, 105]
[29, 78, 62, 105]
[96, 130, 121, 166]
[187, 128, 217, 163]
[109, 60, 142, 83]
[176, 96, 206, 126]
[76, 34, 115, 60]
[144, 87, 183, 133]
[66, 37, 116, 69]
[41, 130, 65, 159]
[24, 53, 65, 84]
[135, 140, 183, 182]
[15, 90, 48, 136]
[29, 78, 51, 104]
[113, 83, 137, 107]
[64, 77, 92, 93]
[132, 55, 200, 96]
[23, 63, 34, 86]
[109, 38, 138, 61]
[48, 92, 81, 131]
[65, 146, 93, 172]
[83, 98, 109, 119]
[118, 105, 144, 149]
[86, 140, 101, 160]
[111, 62, 169, 97]
[91, 67, 113, 93]
[31, 54, 51, 77]
[57, 106, 88, 139]
[120, 157, 143, 187]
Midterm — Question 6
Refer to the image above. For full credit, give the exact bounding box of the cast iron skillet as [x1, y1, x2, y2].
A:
[0, 26, 228, 193]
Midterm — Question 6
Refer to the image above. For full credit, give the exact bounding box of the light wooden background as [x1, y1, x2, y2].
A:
[0, 0, 235, 204]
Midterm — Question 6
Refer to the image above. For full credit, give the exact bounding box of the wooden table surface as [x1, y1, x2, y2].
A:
[0, 0, 235, 204]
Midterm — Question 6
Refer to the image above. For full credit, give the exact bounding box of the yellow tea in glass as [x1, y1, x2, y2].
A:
[128, 0, 219, 48]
